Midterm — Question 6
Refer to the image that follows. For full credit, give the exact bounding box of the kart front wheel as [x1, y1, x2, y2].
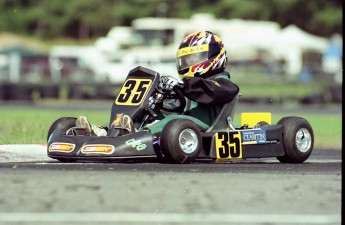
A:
[277, 116, 314, 163]
[160, 119, 202, 164]
[47, 117, 78, 163]
[47, 117, 77, 141]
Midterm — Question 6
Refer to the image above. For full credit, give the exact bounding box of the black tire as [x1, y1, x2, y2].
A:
[47, 117, 77, 163]
[256, 121, 269, 128]
[47, 117, 77, 141]
[276, 116, 314, 163]
[160, 119, 202, 164]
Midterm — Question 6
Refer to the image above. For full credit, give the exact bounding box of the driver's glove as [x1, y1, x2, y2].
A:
[159, 76, 184, 91]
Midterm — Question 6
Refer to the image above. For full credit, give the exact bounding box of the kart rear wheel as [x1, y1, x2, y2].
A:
[277, 116, 314, 163]
[160, 119, 202, 164]
[256, 121, 269, 128]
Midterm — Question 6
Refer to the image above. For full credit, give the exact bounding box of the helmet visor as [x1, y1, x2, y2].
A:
[176, 44, 209, 72]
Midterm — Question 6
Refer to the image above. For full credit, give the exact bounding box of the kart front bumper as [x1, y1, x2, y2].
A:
[47, 129, 157, 160]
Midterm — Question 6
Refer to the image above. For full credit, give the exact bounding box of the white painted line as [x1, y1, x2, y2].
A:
[0, 213, 341, 224]
[0, 144, 46, 153]
[262, 159, 342, 163]
[0, 144, 49, 162]
[306, 159, 342, 163]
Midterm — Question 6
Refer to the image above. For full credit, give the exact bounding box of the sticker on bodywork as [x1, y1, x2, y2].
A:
[115, 78, 152, 106]
[49, 142, 75, 153]
[126, 138, 147, 151]
[111, 113, 124, 127]
[81, 144, 115, 155]
[240, 129, 267, 145]
[214, 131, 242, 162]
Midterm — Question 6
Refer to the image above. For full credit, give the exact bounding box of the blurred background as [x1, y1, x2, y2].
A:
[0, 0, 342, 104]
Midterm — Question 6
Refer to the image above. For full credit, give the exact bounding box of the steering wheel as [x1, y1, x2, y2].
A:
[159, 86, 186, 114]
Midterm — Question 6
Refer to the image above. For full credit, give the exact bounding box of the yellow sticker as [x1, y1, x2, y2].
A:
[176, 44, 209, 57]
[49, 142, 75, 153]
[115, 78, 152, 106]
[111, 113, 123, 127]
[81, 144, 115, 155]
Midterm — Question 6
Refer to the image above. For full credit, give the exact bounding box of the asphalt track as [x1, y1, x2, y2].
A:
[0, 101, 342, 224]
[0, 144, 342, 225]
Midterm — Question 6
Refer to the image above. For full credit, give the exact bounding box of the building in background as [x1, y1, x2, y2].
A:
[90, 13, 330, 82]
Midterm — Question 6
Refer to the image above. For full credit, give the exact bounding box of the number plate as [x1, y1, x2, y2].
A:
[214, 131, 243, 162]
[115, 78, 152, 106]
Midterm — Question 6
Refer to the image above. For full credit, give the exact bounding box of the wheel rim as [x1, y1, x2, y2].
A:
[295, 128, 312, 153]
[178, 129, 198, 154]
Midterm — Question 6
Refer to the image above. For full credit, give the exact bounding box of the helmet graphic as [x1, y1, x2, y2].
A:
[176, 31, 227, 78]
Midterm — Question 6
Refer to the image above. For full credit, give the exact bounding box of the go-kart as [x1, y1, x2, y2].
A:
[47, 66, 314, 164]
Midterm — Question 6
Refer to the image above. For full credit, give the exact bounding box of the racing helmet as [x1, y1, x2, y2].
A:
[176, 31, 227, 78]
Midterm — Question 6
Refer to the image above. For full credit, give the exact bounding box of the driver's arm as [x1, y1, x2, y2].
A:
[181, 77, 239, 105]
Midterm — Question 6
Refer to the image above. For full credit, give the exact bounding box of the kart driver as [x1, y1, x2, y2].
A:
[76, 31, 239, 136]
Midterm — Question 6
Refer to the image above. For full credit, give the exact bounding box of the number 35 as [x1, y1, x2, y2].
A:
[215, 132, 242, 160]
[115, 79, 152, 106]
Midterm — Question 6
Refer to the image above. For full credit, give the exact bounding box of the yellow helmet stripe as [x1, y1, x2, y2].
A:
[197, 31, 206, 38]
[214, 34, 221, 43]
[176, 44, 209, 58]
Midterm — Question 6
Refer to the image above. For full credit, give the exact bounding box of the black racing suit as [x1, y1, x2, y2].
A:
[181, 70, 239, 126]
[145, 70, 239, 134]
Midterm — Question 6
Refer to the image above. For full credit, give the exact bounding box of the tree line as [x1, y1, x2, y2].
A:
[0, 0, 342, 39]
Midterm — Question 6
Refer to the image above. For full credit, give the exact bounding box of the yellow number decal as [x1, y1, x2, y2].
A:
[215, 131, 242, 161]
[115, 78, 152, 106]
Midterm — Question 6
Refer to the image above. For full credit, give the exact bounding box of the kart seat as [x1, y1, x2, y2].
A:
[205, 94, 239, 132]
